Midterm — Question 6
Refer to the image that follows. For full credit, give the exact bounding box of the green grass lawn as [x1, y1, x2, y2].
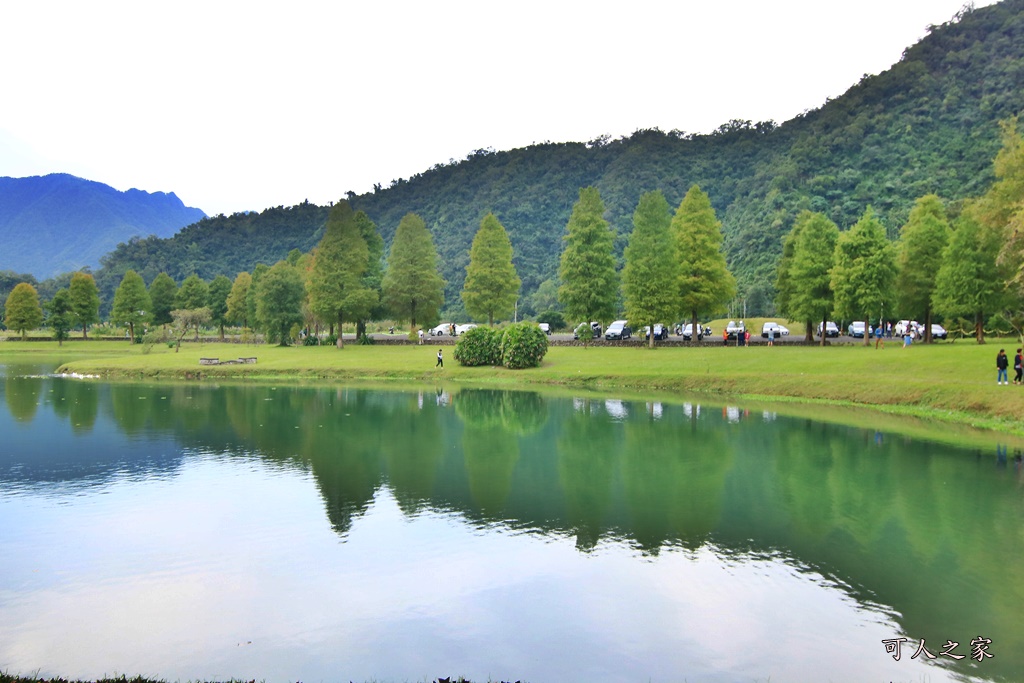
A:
[4, 336, 1023, 436]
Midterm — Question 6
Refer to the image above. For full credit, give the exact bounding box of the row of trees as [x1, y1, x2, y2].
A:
[559, 185, 735, 348]
[775, 117, 1024, 345]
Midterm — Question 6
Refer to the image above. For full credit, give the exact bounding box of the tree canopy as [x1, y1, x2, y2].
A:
[558, 187, 619, 328]
[623, 190, 678, 347]
[462, 213, 521, 326]
[381, 213, 445, 336]
[673, 185, 736, 334]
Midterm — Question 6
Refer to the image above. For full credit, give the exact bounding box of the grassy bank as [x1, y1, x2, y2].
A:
[3, 336, 1021, 436]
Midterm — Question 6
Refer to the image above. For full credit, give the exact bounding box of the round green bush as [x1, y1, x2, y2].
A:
[453, 326, 501, 366]
[500, 321, 549, 369]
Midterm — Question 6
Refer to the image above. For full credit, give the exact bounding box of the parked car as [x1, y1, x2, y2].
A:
[454, 323, 477, 336]
[847, 321, 872, 338]
[605, 320, 632, 340]
[573, 321, 602, 340]
[538, 322, 551, 335]
[429, 322, 453, 335]
[894, 320, 923, 336]
[931, 323, 948, 340]
[761, 322, 789, 338]
[644, 324, 669, 341]
[817, 321, 840, 337]
[680, 323, 711, 340]
[726, 320, 746, 340]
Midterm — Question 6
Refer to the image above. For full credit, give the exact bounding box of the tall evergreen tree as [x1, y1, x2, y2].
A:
[148, 272, 178, 330]
[622, 191, 678, 348]
[68, 272, 100, 340]
[896, 195, 951, 342]
[830, 208, 897, 346]
[786, 211, 840, 346]
[356, 210, 385, 338]
[256, 260, 305, 346]
[47, 288, 74, 346]
[558, 187, 618, 333]
[4, 282, 43, 340]
[381, 213, 445, 338]
[111, 270, 152, 343]
[207, 274, 233, 341]
[462, 213, 521, 326]
[226, 272, 252, 329]
[307, 201, 377, 348]
[246, 263, 270, 334]
[933, 203, 1004, 342]
[774, 218, 805, 334]
[673, 185, 736, 339]
[175, 274, 209, 310]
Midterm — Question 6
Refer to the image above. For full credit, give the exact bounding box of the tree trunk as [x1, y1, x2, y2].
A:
[219, 323, 225, 342]
[649, 322, 655, 349]
[690, 311, 698, 345]
[976, 311, 985, 344]
[337, 311, 345, 349]
[819, 316, 826, 347]
[82, 324, 88, 340]
[923, 306, 932, 344]
[864, 319, 870, 346]
[128, 322, 135, 344]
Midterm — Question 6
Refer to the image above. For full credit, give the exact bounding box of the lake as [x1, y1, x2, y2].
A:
[1, 360, 1021, 683]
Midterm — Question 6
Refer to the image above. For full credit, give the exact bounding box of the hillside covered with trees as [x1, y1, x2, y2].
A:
[68, 0, 1024, 317]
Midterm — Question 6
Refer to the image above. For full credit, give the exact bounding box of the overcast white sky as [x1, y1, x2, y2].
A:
[0, 0, 997, 216]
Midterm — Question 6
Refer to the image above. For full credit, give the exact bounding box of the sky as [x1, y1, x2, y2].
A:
[0, 0, 999, 217]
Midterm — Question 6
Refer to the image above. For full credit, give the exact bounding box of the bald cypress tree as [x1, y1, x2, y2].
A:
[623, 190, 677, 348]
[382, 213, 445, 338]
[896, 195, 950, 342]
[674, 185, 735, 341]
[558, 187, 618, 334]
[462, 213, 521, 325]
[831, 208, 896, 346]
[308, 200, 377, 348]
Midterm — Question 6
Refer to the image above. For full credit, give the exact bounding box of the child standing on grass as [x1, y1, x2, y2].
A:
[436, 348, 443, 368]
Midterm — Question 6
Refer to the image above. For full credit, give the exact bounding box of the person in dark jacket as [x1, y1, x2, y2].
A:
[997, 348, 1009, 385]
[1014, 348, 1023, 385]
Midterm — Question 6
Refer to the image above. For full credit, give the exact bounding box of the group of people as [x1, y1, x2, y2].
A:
[996, 348, 1024, 385]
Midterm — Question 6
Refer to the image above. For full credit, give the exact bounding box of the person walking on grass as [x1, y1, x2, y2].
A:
[997, 348, 1009, 385]
[1014, 348, 1023, 385]
[436, 348, 443, 368]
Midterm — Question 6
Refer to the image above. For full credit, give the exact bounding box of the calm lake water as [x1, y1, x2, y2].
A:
[1, 361, 1022, 683]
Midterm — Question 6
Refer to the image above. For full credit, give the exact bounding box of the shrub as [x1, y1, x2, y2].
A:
[358, 332, 375, 345]
[500, 321, 549, 369]
[323, 333, 338, 347]
[454, 326, 501, 366]
[303, 334, 320, 346]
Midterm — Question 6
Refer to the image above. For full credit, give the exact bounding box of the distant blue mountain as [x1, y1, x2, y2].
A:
[0, 173, 206, 278]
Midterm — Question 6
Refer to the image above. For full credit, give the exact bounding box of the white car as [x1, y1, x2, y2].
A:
[454, 323, 477, 335]
[894, 320, 922, 336]
[538, 322, 551, 335]
[429, 323, 453, 335]
[761, 322, 789, 338]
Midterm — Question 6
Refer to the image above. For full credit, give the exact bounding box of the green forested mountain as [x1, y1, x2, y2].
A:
[93, 0, 1024, 316]
[0, 174, 206, 278]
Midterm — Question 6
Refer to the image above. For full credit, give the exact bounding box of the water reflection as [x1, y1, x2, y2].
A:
[2, 372, 1023, 681]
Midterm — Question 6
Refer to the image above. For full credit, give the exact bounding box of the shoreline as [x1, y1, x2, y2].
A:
[4, 339, 1024, 445]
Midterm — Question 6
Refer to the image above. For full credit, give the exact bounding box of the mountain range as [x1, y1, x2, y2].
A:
[0, 173, 205, 278]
